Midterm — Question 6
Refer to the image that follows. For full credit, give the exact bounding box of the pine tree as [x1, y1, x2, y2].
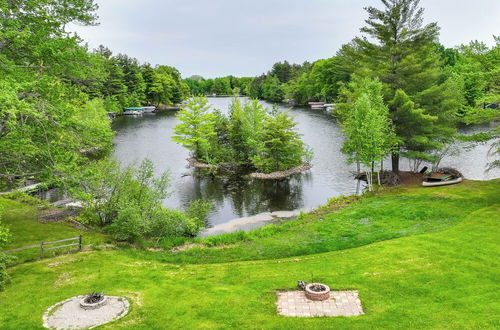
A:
[353, 0, 461, 172]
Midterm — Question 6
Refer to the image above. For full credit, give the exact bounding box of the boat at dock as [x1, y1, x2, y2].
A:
[123, 107, 144, 115]
[324, 104, 335, 112]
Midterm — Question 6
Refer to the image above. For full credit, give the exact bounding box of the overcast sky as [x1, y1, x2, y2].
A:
[70, 0, 500, 78]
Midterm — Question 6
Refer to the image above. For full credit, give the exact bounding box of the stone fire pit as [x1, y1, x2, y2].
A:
[43, 295, 129, 329]
[79, 293, 108, 310]
[305, 283, 330, 301]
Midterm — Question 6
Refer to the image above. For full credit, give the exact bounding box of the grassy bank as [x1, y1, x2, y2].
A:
[134, 179, 500, 264]
[0, 180, 498, 328]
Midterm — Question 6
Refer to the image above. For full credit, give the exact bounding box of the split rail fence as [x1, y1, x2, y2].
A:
[4, 234, 82, 258]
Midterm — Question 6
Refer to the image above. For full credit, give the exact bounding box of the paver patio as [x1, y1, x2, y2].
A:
[276, 290, 364, 317]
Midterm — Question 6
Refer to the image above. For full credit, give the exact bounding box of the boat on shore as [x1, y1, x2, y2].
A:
[422, 173, 463, 187]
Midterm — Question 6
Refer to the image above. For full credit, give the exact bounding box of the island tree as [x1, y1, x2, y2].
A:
[173, 97, 311, 174]
[172, 97, 218, 163]
[252, 112, 309, 173]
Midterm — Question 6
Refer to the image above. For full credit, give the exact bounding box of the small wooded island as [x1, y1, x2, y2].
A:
[173, 97, 313, 178]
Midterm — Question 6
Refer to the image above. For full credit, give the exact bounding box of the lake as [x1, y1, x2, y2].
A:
[112, 97, 499, 228]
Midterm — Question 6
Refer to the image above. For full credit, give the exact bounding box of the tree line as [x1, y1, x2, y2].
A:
[86, 46, 190, 112]
[184, 75, 253, 96]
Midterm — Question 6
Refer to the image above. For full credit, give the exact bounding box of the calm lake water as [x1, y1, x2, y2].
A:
[112, 97, 499, 227]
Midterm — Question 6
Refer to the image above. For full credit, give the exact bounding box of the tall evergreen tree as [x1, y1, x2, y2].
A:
[353, 0, 461, 172]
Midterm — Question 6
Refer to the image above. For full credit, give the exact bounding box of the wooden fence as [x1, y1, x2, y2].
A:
[4, 235, 82, 258]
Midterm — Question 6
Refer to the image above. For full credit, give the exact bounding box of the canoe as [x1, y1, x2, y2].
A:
[422, 176, 463, 187]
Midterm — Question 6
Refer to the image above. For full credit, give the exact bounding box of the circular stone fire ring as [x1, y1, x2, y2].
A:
[305, 283, 331, 301]
[80, 295, 108, 310]
[43, 295, 129, 329]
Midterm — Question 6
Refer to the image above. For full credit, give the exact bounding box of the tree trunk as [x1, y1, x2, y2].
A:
[391, 153, 400, 174]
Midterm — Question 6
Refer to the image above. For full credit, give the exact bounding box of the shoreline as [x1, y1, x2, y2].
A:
[187, 158, 313, 179]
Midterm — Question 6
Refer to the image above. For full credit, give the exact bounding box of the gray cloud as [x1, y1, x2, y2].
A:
[70, 0, 500, 78]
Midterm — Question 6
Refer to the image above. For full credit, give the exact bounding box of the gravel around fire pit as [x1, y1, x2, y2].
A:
[43, 295, 129, 329]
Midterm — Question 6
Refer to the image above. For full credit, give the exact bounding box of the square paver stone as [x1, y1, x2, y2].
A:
[276, 290, 364, 317]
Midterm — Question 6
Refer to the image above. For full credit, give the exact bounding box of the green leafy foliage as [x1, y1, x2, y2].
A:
[184, 75, 249, 96]
[253, 112, 308, 172]
[173, 97, 310, 173]
[172, 97, 218, 163]
[227, 99, 267, 164]
[340, 78, 394, 170]
[343, 0, 462, 172]
[0, 0, 190, 187]
[67, 159, 210, 242]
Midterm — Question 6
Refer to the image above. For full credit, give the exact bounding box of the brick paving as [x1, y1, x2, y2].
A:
[276, 290, 364, 317]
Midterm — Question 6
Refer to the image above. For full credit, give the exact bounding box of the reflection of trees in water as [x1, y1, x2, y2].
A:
[176, 173, 227, 211]
[225, 174, 307, 216]
[177, 171, 309, 218]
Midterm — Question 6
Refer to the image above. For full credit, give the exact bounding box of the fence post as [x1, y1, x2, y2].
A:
[40, 241, 44, 258]
[78, 234, 82, 251]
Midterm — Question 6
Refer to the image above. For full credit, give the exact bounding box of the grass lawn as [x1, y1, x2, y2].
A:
[0, 180, 498, 329]
[0, 197, 107, 264]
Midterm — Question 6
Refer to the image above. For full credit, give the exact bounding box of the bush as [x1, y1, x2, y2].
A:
[68, 159, 211, 243]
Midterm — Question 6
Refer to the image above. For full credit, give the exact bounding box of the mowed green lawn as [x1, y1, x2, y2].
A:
[0, 180, 499, 329]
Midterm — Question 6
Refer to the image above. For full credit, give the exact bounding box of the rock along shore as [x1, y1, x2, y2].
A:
[187, 158, 313, 179]
[249, 163, 313, 179]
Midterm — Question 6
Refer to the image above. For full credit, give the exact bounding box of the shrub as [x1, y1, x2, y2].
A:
[68, 159, 211, 243]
